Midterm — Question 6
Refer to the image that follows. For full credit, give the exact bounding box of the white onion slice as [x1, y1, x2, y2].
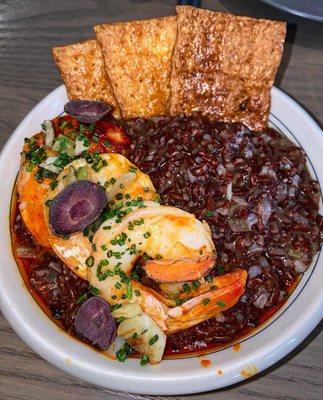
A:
[42, 120, 55, 148]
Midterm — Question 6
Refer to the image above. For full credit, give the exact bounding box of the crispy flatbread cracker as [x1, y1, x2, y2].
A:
[95, 16, 177, 119]
[170, 6, 286, 131]
[52, 39, 120, 116]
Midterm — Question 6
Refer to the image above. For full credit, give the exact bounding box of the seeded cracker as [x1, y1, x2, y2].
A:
[170, 6, 286, 131]
[52, 39, 120, 116]
[95, 16, 177, 119]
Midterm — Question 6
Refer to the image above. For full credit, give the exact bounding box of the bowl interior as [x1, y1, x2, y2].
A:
[0, 85, 322, 395]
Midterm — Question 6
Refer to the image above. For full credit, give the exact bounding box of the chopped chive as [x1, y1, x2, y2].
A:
[144, 187, 150, 192]
[126, 280, 133, 300]
[111, 295, 117, 300]
[155, 254, 163, 260]
[96, 264, 102, 277]
[140, 355, 149, 366]
[143, 231, 151, 239]
[115, 282, 122, 289]
[217, 300, 226, 307]
[76, 293, 88, 304]
[50, 180, 58, 190]
[182, 283, 191, 293]
[98, 270, 113, 281]
[135, 289, 141, 297]
[89, 285, 100, 295]
[45, 200, 53, 207]
[202, 298, 210, 305]
[217, 265, 225, 275]
[149, 335, 159, 346]
[110, 303, 122, 312]
[116, 341, 133, 362]
[130, 271, 139, 280]
[205, 275, 213, 283]
[192, 280, 201, 289]
[98, 259, 109, 267]
[117, 316, 125, 323]
[205, 210, 214, 218]
[128, 166, 137, 173]
[85, 256, 94, 267]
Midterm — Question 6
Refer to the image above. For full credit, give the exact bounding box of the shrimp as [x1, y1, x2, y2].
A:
[43, 154, 157, 278]
[110, 269, 247, 363]
[88, 203, 216, 304]
[87, 203, 246, 363]
[17, 134, 56, 248]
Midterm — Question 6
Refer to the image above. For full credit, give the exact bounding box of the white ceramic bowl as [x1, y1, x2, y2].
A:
[0, 85, 322, 395]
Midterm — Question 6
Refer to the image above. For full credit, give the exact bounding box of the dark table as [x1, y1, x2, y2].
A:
[0, 1, 322, 399]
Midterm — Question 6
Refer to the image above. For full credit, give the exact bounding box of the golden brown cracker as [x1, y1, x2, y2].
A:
[170, 6, 286, 131]
[95, 16, 177, 119]
[52, 39, 120, 115]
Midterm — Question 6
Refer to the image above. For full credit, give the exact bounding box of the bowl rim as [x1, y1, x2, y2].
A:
[0, 85, 322, 395]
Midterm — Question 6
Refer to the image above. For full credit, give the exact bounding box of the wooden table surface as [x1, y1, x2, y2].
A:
[0, 0, 322, 399]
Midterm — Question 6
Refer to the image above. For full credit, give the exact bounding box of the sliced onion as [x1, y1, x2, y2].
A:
[248, 265, 262, 278]
[259, 256, 269, 268]
[278, 291, 287, 302]
[216, 163, 226, 175]
[276, 183, 287, 202]
[291, 174, 301, 187]
[16, 245, 37, 258]
[215, 313, 225, 322]
[228, 219, 250, 232]
[39, 156, 61, 174]
[249, 243, 263, 253]
[236, 312, 244, 322]
[254, 293, 268, 309]
[247, 213, 258, 228]
[259, 165, 277, 179]
[232, 196, 248, 206]
[226, 182, 232, 201]
[294, 260, 307, 273]
[259, 198, 272, 226]
[74, 135, 90, 156]
[187, 169, 196, 183]
[42, 120, 55, 148]
[240, 295, 248, 303]
[289, 187, 296, 197]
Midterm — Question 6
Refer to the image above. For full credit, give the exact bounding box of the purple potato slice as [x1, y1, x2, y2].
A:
[64, 100, 112, 123]
[75, 296, 116, 350]
[49, 180, 107, 236]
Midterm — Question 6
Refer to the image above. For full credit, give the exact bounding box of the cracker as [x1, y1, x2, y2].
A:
[95, 16, 177, 119]
[170, 6, 286, 131]
[52, 39, 120, 116]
